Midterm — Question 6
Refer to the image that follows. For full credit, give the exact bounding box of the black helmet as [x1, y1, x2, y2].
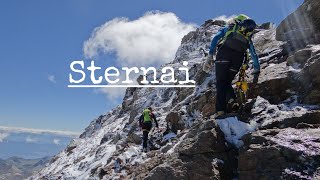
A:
[238, 19, 257, 36]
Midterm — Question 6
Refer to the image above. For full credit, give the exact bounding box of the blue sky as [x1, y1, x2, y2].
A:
[0, 0, 303, 133]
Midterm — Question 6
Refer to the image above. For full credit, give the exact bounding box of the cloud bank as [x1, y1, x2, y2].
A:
[26, 136, 38, 143]
[83, 11, 196, 67]
[0, 126, 79, 137]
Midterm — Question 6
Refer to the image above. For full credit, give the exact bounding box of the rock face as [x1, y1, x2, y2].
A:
[31, 2, 320, 179]
[129, 120, 237, 180]
[239, 128, 320, 179]
[276, 0, 320, 50]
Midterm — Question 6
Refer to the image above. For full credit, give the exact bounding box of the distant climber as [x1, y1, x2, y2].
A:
[139, 107, 159, 152]
[203, 14, 261, 118]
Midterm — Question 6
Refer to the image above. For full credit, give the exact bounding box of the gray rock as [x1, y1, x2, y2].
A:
[126, 132, 142, 145]
[287, 48, 312, 66]
[239, 128, 320, 179]
[258, 22, 274, 30]
[276, 0, 320, 47]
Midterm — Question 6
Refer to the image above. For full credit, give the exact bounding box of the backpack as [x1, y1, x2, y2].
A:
[143, 109, 152, 122]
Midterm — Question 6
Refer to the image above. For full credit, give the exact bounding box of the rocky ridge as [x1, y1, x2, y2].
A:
[31, 0, 320, 179]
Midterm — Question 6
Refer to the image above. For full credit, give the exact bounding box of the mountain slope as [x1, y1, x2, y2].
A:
[0, 156, 50, 180]
[31, 1, 320, 179]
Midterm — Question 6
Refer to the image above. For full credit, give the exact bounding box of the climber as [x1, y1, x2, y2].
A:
[203, 14, 260, 118]
[139, 107, 159, 152]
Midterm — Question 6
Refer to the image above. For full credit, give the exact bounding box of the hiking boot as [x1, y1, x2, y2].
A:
[143, 148, 147, 153]
[231, 102, 240, 113]
[227, 99, 239, 113]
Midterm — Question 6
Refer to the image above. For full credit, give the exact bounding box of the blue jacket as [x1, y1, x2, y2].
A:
[208, 26, 260, 70]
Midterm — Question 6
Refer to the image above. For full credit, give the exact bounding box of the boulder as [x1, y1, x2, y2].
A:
[126, 132, 142, 145]
[239, 128, 320, 179]
[248, 62, 295, 104]
[187, 90, 215, 117]
[286, 48, 312, 66]
[165, 111, 183, 134]
[177, 120, 226, 155]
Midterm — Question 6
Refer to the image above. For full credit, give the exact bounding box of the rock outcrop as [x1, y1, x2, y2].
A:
[239, 128, 320, 179]
[276, 0, 320, 51]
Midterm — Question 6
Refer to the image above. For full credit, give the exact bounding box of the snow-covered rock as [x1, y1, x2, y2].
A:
[31, 2, 320, 179]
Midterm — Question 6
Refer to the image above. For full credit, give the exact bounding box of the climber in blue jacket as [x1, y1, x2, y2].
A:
[203, 14, 260, 119]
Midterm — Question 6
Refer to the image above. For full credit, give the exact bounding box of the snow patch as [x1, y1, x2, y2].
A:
[162, 132, 177, 142]
[216, 117, 258, 148]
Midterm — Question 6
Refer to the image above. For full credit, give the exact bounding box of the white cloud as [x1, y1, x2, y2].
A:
[26, 136, 38, 143]
[48, 75, 56, 83]
[0, 132, 9, 142]
[0, 126, 79, 137]
[83, 12, 195, 100]
[83, 11, 196, 67]
[53, 139, 61, 145]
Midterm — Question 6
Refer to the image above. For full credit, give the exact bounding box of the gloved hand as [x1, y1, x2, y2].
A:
[203, 54, 214, 73]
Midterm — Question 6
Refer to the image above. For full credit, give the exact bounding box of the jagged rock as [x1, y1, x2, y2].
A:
[262, 110, 320, 129]
[296, 122, 315, 129]
[100, 133, 110, 145]
[175, 87, 194, 104]
[177, 120, 226, 155]
[126, 132, 142, 145]
[258, 22, 274, 30]
[165, 111, 183, 134]
[249, 62, 295, 104]
[287, 48, 312, 66]
[201, 19, 226, 28]
[160, 143, 174, 153]
[296, 48, 320, 104]
[66, 140, 77, 155]
[101, 133, 122, 145]
[249, 96, 320, 129]
[187, 90, 215, 117]
[253, 28, 284, 55]
[239, 128, 320, 179]
[276, 0, 320, 48]
[128, 110, 139, 123]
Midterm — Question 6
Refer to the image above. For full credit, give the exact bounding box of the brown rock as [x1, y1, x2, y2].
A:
[165, 111, 183, 134]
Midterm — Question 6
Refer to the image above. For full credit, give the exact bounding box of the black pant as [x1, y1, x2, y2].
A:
[215, 46, 245, 112]
[142, 122, 152, 148]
